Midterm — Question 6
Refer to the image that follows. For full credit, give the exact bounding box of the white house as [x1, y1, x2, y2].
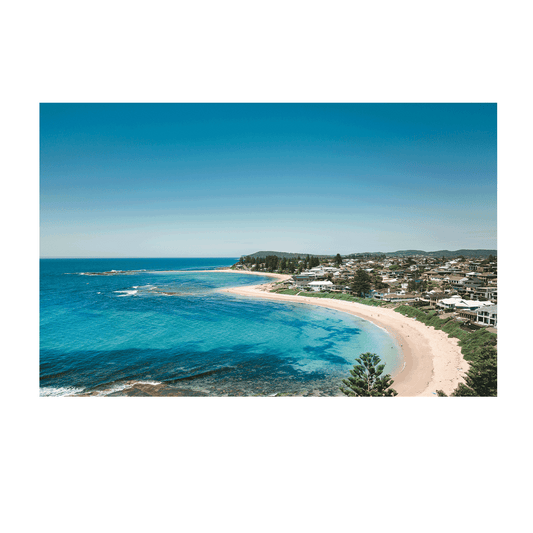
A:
[476, 305, 497, 328]
[437, 295, 494, 311]
[308, 280, 334, 292]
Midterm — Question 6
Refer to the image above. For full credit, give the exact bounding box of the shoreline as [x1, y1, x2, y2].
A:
[188, 268, 292, 280]
[215, 271, 468, 397]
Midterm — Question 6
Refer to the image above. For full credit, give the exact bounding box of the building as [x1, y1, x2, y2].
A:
[476, 305, 497, 328]
[437, 295, 494, 311]
[457, 310, 478, 323]
[473, 286, 497, 301]
[292, 274, 315, 288]
[373, 290, 417, 303]
[308, 280, 334, 292]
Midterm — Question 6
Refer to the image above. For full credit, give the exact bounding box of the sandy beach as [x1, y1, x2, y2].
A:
[215, 270, 468, 397]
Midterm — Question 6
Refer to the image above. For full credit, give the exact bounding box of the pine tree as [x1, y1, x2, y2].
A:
[340, 353, 398, 397]
[351, 269, 372, 297]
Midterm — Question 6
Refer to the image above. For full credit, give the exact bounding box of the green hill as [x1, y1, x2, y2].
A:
[244, 249, 496, 259]
[348, 249, 497, 258]
[245, 251, 333, 259]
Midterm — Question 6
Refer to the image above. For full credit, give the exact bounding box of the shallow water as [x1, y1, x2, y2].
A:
[40, 258, 402, 396]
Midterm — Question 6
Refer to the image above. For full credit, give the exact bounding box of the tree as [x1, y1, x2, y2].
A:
[452, 346, 497, 396]
[436, 346, 497, 397]
[352, 269, 371, 297]
[340, 353, 398, 396]
[309, 255, 320, 268]
[335, 253, 343, 266]
[265, 255, 279, 272]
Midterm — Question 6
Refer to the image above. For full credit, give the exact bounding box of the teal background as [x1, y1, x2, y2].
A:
[0, 1, 532, 532]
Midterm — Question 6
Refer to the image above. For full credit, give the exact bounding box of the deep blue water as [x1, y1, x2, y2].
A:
[40, 258, 402, 396]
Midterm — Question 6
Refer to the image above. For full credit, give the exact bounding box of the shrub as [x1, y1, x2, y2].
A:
[393, 305, 496, 363]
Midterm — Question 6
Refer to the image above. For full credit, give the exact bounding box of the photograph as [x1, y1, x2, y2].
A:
[40, 103, 497, 397]
[6, 3, 530, 531]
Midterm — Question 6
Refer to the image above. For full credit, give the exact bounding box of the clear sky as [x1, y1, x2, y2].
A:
[40, 103, 497, 257]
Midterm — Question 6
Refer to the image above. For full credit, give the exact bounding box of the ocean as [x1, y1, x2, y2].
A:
[40, 258, 403, 396]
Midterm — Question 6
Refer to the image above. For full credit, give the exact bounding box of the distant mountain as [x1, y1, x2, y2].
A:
[245, 249, 496, 259]
[347, 249, 497, 258]
[245, 251, 333, 259]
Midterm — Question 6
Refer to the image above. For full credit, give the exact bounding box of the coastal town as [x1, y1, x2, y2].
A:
[220, 249, 498, 397]
[232, 252, 497, 332]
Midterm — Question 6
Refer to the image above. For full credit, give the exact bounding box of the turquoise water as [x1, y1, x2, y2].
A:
[40, 258, 403, 396]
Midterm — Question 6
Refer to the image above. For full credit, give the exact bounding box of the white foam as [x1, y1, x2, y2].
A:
[93, 380, 162, 396]
[114, 290, 138, 297]
[40, 386, 86, 397]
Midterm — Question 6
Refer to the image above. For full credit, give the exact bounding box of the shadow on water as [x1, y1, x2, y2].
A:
[40, 341, 349, 397]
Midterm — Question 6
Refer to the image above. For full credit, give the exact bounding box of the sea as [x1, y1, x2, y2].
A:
[40, 258, 403, 397]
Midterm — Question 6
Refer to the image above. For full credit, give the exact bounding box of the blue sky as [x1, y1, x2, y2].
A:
[40, 103, 496, 257]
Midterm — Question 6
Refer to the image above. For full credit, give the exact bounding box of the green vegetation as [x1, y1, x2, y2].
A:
[269, 286, 388, 306]
[351, 269, 372, 297]
[240, 253, 323, 274]
[274, 288, 301, 295]
[436, 346, 497, 397]
[246, 251, 333, 259]
[393, 305, 496, 362]
[340, 353, 398, 397]
[407, 279, 418, 292]
[295, 291, 387, 306]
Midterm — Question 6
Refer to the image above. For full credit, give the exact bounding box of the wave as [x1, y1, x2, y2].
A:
[90, 380, 163, 396]
[114, 290, 138, 297]
[40, 386, 86, 397]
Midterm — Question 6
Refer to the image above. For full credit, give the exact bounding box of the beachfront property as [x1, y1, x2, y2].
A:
[308, 280, 334, 291]
[293, 274, 318, 287]
[437, 295, 494, 311]
[374, 292, 418, 303]
[239, 251, 497, 329]
[477, 304, 497, 328]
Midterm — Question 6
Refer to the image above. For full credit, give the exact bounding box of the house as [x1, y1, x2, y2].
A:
[445, 274, 468, 286]
[478, 272, 497, 284]
[373, 289, 417, 303]
[292, 274, 317, 288]
[373, 289, 390, 300]
[476, 305, 497, 328]
[382, 293, 417, 303]
[308, 280, 334, 292]
[437, 295, 494, 311]
[457, 309, 478, 322]
[425, 292, 446, 306]
[473, 286, 498, 301]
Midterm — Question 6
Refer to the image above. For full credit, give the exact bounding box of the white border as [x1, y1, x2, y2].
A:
[18, 84, 516, 416]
